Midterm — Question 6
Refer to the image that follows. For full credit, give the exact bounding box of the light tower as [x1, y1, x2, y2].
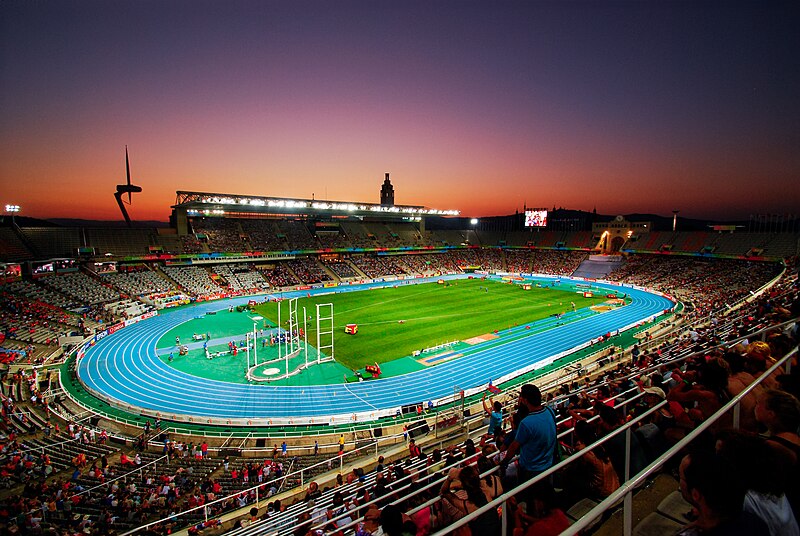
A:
[5, 204, 20, 225]
[672, 210, 679, 232]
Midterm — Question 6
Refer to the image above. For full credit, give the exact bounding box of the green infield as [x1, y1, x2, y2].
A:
[254, 278, 611, 370]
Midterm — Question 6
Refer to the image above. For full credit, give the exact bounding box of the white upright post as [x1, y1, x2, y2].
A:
[246, 333, 250, 372]
[253, 323, 258, 367]
[315, 303, 334, 363]
[303, 306, 308, 368]
[277, 301, 282, 360]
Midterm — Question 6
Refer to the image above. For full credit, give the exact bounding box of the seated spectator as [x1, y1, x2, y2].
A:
[476, 454, 503, 502]
[678, 450, 769, 535]
[716, 430, 799, 536]
[668, 357, 731, 433]
[596, 404, 648, 481]
[512, 481, 570, 536]
[562, 420, 620, 502]
[755, 389, 800, 515]
[723, 350, 763, 431]
[440, 465, 500, 536]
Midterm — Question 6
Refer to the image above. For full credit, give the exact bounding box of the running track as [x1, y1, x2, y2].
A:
[77, 276, 674, 423]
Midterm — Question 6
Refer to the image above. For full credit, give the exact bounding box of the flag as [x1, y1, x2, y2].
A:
[487, 380, 501, 394]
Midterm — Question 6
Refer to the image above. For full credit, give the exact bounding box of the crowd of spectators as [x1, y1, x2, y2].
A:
[608, 256, 781, 318]
[192, 219, 248, 253]
[181, 235, 206, 254]
[41, 272, 120, 307]
[320, 258, 359, 280]
[262, 264, 301, 289]
[530, 251, 588, 276]
[101, 267, 176, 298]
[350, 256, 412, 279]
[287, 258, 331, 285]
[161, 266, 224, 298]
[239, 220, 285, 252]
[504, 250, 532, 273]
[215, 264, 269, 293]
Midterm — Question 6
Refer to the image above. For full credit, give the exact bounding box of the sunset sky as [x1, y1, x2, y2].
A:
[1, 1, 798, 222]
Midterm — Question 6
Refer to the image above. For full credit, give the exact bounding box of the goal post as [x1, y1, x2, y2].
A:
[316, 303, 334, 363]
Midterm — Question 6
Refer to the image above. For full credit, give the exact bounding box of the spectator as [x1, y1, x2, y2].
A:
[756, 389, 800, 515]
[716, 430, 799, 536]
[562, 420, 620, 502]
[440, 465, 500, 536]
[678, 451, 769, 535]
[502, 384, 556, 482]
[483, 393, 504, 436]
[512, 481, 570, 536]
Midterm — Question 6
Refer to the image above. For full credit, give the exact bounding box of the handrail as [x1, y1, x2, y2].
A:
[234, 315, 799, 535]
[430, 343, 797, 536]
[562, 344, 798, 535]
[73, 453, 170, 498]
[426, 400, 669, 536]
[120, 437, 384, 535]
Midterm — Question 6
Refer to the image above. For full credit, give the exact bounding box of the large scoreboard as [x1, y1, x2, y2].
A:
[524, 209, 548, 228]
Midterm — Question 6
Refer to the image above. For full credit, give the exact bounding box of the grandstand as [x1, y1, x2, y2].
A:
[0, 194, 798, 535]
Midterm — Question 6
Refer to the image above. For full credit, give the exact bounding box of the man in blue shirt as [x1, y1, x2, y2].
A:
[502, 383, 556, 481]
[483, 393, 504, 436]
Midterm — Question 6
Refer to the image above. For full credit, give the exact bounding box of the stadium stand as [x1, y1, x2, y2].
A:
[0, 216, 797, 536]
[215, 264, 270, 293]
[18, 227, 82, 258]
[100, 266, 177, 297]
[0, 228, 34, 262]
[161, 265, 225, 297]
[41, 272, 120, 306]
[84, 228, 156, 257]
[320, 258, 359, 280]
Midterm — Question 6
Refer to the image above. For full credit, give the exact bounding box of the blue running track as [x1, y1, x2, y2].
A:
[77, 276, 673, 422]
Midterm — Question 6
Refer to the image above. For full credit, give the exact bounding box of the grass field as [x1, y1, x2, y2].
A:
[254, 278, 611, 370]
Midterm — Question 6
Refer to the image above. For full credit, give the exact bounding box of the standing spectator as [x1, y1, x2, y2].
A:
[483, 393, 504, 436]
[502, 384, 556, 482]
[409, 439, 421, 458]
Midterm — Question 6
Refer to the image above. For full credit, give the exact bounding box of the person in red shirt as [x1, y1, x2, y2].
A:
[513, 482, 570, 536]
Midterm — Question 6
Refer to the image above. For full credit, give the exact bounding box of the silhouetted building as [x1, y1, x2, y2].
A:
[380, 173, 394, 206]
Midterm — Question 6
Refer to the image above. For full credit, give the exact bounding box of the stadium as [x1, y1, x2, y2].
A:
[1, 178, 798, 536]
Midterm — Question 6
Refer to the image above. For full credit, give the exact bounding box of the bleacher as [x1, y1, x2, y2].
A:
[19, 227, 82, 258]
[0, 227, 34, 262]
[85, 228, 156, 257]
[0, 221, 797, 535]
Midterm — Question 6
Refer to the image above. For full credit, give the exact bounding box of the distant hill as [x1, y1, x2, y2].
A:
[0, 216, 169, 228]
[430, 209, 742, 232]
[46, 219, 170, 228]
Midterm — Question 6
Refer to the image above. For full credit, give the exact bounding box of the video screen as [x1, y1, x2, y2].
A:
[32, 262, 55, 276]
[524, 209, 548, 228]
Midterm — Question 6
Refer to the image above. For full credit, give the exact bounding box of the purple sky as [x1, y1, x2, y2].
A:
[1, 0, 798, 221]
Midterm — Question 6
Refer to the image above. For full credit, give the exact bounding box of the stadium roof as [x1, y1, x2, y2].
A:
[174, 190, 460, 219]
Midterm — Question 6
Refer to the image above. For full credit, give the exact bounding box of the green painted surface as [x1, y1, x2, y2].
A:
[253, 278, 610, 370]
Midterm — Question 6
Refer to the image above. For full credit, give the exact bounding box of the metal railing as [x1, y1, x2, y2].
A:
[430, 342, 797, 536]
